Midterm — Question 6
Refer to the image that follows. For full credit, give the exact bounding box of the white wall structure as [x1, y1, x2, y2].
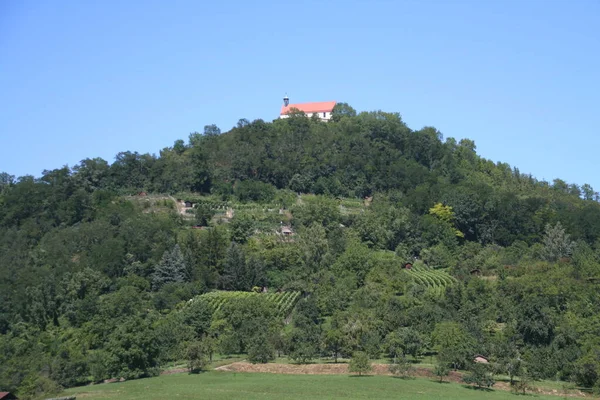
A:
[280, 100, 336, 121]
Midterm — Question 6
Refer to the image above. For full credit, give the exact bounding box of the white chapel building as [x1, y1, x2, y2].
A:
[279, 96, 336, 121]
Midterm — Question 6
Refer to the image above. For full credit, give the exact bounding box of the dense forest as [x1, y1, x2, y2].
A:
[2, 104, 600, 398]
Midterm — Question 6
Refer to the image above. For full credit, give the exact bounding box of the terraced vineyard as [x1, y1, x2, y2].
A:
[405, 263, 457, 296]
[191, 290, 302, 318]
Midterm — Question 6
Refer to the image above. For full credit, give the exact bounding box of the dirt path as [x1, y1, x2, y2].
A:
[215, 362, 590, 398]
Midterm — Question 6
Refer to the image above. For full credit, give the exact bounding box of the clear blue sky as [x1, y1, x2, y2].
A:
[1, 0, 599, 189]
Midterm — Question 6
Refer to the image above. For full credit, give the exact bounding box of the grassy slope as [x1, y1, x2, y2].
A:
[64, 371, 561, 400]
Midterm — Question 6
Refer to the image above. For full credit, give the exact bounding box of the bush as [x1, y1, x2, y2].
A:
[463, 363, 495, 388]
[511, 376, 532, 395]
[349, 351, 372, 376]
[17, 374, 62, 400]
[185, 340, 209, 373]
[433, 361, 450, 383]
[388, 356, 415, 378]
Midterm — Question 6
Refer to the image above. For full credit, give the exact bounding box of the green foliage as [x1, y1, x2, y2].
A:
[433, 360, 450, 382]
[211, 295, 279, 356]
[185, 339, 209, 373]
[192, 290, 300, 319]
[17, 374, 62, 400]
[229, 213, 255, 244]
[388, 355, 415, 378]
[384, 327, 423, 359]
[322, 327, 348, 363]
[152, 244, 188, 291]
[247, 332, 275, 364]
[349, 351, 372, 376]
[291, 196, 340, 230]
[541, 222, 575, 261]
[433, 322, 475, 370]
[3, 105, 600, 397]
[234, 180, 276, 203]
[286, 297, 321, 364]
[463, 363, 495, 388]
[194, 204, 215, 226]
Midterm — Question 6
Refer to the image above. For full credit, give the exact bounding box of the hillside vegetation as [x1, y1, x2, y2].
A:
[2, 104, 600, 398]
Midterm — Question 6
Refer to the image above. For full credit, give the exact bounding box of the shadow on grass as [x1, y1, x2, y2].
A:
[391, 376, 417, 380]
[349, 375, 374, 378]
[188, 370, 208, 375]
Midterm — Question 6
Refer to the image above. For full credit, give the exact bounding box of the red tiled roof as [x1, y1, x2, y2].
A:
[280, 101, 336, 115]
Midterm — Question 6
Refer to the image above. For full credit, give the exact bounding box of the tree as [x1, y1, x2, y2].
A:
[0, 172, 15, 194]
[203, 124, 221, 136]
[152, 244, 187, 290]
[388, 355, 415, 378]
[247, 332, 275, 364]
[229, 213, 255, 244]
[185, 340, 209, 373]
[104, 316, 161, 379]
[323, 328, 347, 363]
[220, 242, 249, 290]
[194, 204, 215, 226]
[463, 362, 495, 388]
[541, 222, 575, 261]
[432, 322, 475, 370]
[349, 351, 372, 376]
[433, 360, 450, 383]
[331, 102, 357, 121]
[181, 298, 213, 339]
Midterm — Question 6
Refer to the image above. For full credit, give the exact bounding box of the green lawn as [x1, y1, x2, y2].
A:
[64, 371, 562, 400]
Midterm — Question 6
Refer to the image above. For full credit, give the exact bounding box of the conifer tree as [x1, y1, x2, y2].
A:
[152, 244, 187, 290]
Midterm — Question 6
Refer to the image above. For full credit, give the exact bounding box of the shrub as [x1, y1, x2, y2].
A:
[389, 356, 415, 378]
[185, 340, 209, 373]
[433, 360, 450, 383]
[463, 363, 495, 388]
[349, 351, 372, 376]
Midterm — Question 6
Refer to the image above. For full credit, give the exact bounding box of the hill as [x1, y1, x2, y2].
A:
[2, 104, 600, 398]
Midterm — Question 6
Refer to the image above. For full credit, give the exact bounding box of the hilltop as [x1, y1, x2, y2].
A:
[1, 103, 600, 399]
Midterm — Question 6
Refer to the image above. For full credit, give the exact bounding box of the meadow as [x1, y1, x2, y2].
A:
[63, 371, 564, 400]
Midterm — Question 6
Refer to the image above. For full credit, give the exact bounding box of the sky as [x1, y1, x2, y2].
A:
[1, 0, 599, 189]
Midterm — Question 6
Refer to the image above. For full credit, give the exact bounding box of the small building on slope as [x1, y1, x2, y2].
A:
[279, 96, 336, 121]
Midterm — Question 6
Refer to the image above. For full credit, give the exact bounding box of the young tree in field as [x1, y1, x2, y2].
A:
[388, 355, 415, 378]
[185, 340, 209, 373]
[433, 360, 450, 383]
[463, 362, 495, 388]
[349, 351, 372, 376]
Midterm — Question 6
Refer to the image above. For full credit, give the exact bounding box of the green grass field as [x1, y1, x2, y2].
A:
[63, 371, 562, 400]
